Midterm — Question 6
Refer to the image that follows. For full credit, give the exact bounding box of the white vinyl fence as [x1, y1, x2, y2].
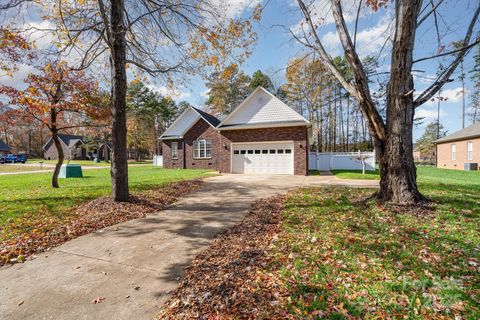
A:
[309, 151, 376, 171]
[153, 155, 163, 166]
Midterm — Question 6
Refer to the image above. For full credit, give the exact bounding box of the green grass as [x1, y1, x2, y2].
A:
[0, 167, 211, 227]
[264, 167, 480, 319]
[0, 165, 45, 173]
[331, 169, 380, 180]
[332, 166, 480, 183]
[28, 159, 152, 166]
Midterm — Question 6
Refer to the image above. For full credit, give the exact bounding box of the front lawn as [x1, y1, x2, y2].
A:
[332, 166, 479, 182]
[161, 167, 480, 319]
[28, 159, 152, 166]
[331, 169, 380, 180]
[0, 167, 212, 264]
[0, 165, 45, 173]
[0, 167, 210, 226]
[269, 167, 480, 318]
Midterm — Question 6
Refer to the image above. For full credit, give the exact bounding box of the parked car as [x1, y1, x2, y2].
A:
[0, 155, 5, 164]
[4, 154, 27, 164]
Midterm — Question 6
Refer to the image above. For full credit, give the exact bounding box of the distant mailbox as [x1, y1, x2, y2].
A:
[464, 163, 478, 171]
[59, 164, 83, 178]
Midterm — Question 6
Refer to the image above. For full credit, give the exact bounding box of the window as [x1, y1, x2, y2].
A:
[233, 150, 239, 155]
[254, 150, 261, 154]
[269, 149, 276, 154]
[285, 149, 292, 154]
[451, 144, 456, 160]
[262, 150, 268, 154]
[193, 139, 212, 159]
[171, 142, 178, 160]
[277, 149, 284, 154]
[240, 150, 246, 154]
[247, 150, 253, 154]
[467, 142, 473, 161]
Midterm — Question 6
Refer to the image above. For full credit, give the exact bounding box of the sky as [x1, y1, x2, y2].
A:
[1, 0, 479, 142]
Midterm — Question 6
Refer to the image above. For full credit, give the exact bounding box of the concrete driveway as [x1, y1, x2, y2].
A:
[0, 174, 377, 320]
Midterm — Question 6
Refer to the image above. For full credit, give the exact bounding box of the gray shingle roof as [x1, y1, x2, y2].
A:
[192, 107, 221, 127]
[58, 134, 86, 146]
[434, 122, 480, 143]
[0, 139, 10, 151]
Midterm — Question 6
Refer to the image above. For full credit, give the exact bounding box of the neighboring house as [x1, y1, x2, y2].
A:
[0, 140, 11, 156]
[160, 86, 311, 175]
[43, 134, 87, 160]
[435, 122, 480, 170]
[413, 145, 436, 164]
[96, 142, 111, 161]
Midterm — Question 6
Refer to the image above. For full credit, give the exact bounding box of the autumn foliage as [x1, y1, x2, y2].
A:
[0, 28, 34, 76]
[0, 61, 108, 187]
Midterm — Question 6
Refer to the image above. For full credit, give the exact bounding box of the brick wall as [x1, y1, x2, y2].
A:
[162, 139, 184, 169]
[219, 126, 308, 175]
[162, 118, 221, 170]
[437, 137, 480, 170]
[183, 119, 221, 170]
[162, 120, 309, 175]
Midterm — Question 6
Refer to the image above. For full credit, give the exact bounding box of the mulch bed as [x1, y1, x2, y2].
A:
[158, 195, 289, 320]
[0, 179, 204, 266]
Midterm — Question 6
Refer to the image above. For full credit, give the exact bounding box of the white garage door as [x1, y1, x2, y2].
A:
[231, 142, 294, 174]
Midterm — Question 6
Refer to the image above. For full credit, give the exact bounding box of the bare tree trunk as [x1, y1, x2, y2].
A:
[460, 61, 466, 128]
[51, 129, 64, 188]
[3, 125, 8, 146]
[346, 96, 350, 152]
[377, 0, 427, 204]
[333, 86, 337, 151]
[110, 0, 129, 202]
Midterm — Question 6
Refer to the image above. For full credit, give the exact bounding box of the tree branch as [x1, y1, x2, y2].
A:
[414, 3, 480, 108]
[330, 0, 386, 142]
[413, 39, 480, 63]
[417, 0, 445, 28]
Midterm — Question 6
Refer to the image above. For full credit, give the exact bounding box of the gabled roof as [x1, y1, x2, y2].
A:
[217, 86, 310, 130]
[0, 139, 10, 151]
[434, 122, 480, 143]
[58, 134, 86, 146]
[192, 107, 221, 127]
[160, 106, 221, 140]
[43, 134, 86, 150]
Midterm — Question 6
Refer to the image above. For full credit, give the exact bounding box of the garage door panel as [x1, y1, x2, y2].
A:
[232, 142, 294, 175]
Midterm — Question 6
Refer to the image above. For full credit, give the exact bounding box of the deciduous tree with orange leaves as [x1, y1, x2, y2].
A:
[0, 61, 107, 188]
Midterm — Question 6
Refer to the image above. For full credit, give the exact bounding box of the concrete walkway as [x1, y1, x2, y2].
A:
[0, 174, 377, 320]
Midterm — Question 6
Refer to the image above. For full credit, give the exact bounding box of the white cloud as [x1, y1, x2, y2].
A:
[0, 64, 37, 90]
[420, 87, 466, 107]
[209, 0, 260, 19]
[415, 108, 446, 123]
[148, 84, 191, 101]
[320, 15, 393, 57]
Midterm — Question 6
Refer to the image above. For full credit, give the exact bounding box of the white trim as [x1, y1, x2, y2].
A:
[160, 106, 220, 140]
[161, 135, 183, 140]
[159, 107, 195, 139]
[190, 108, 219, 129]
[217, 87, 310, 128]
[218, 121, 309, 131]
[230, 140, 295, 174]
[231, 140, 294, 145]
[467, 141, 473, 161]
[171, 141, 179, 160]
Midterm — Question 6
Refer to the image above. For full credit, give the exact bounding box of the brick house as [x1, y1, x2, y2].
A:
[0, 139, 11, 156]
[160, 87, 311, 175]
[43, 134, 87, 160]
[435, 122, 480, 170]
